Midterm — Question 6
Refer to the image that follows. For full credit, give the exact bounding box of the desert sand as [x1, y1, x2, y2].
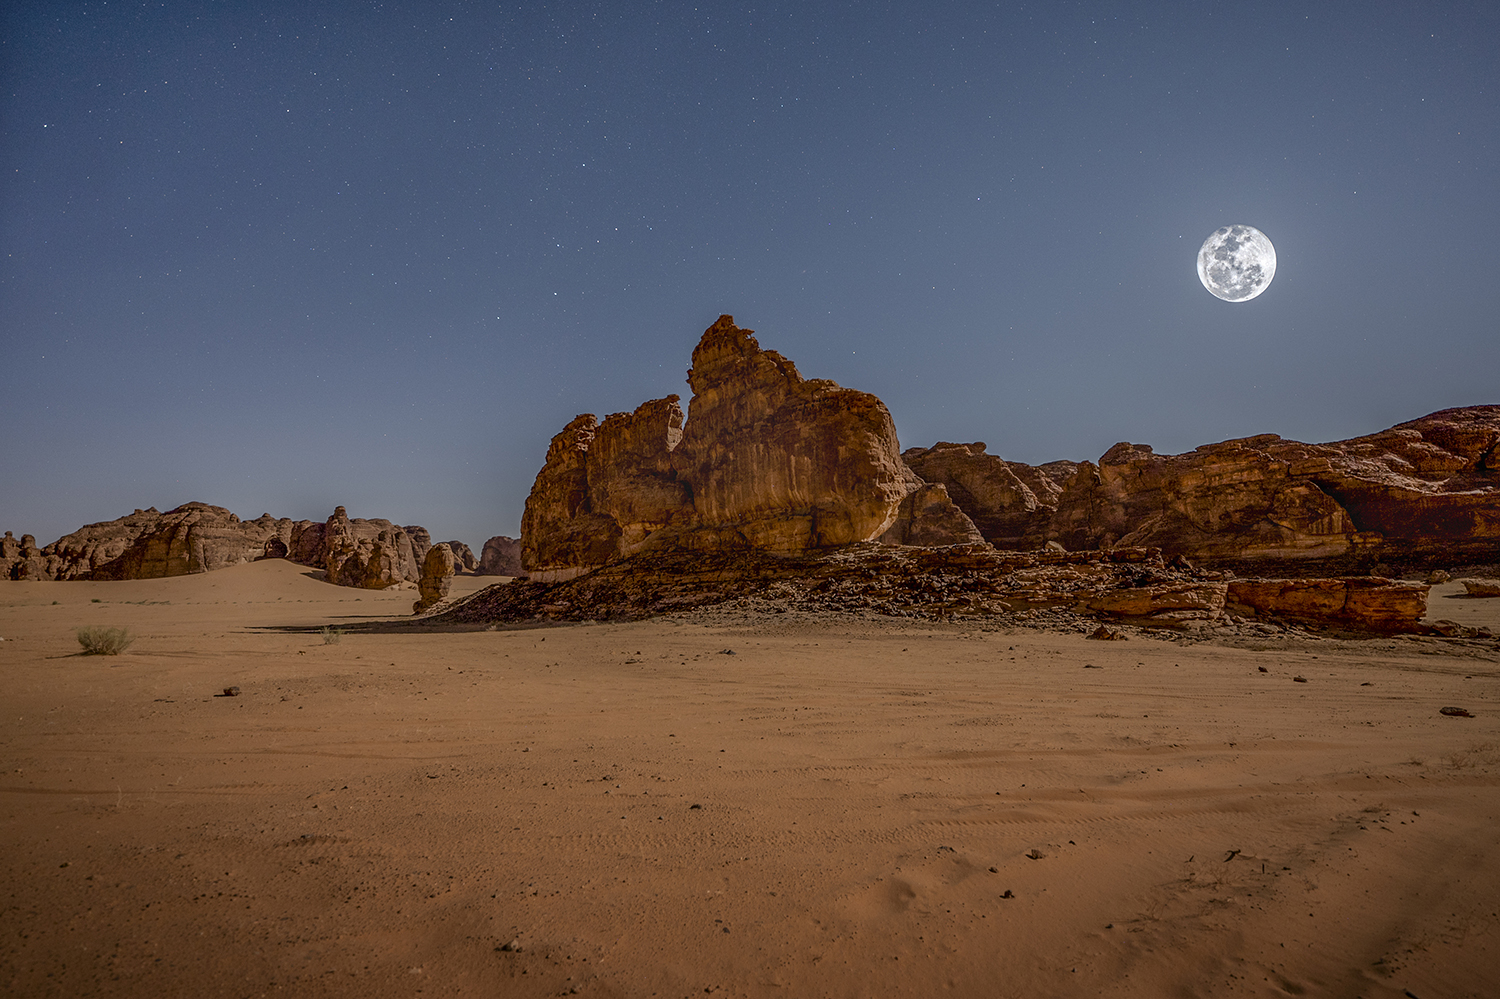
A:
[2, 560, 1498, 998]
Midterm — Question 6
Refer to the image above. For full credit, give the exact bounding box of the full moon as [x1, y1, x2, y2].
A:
[1197, 224, 1276, 302]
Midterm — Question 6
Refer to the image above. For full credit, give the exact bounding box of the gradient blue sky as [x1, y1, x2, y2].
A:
[4, 1, 1496, 549]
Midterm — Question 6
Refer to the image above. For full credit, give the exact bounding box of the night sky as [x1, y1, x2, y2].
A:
[4, 2, 1497, 550]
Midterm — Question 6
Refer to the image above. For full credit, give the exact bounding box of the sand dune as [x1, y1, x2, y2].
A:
[2, 560, 1497, 997]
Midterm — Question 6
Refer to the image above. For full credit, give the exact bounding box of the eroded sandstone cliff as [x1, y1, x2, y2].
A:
[7, 503, 433, 585]
[520, 316, 979, 579]
[909, 406, 1500, 571]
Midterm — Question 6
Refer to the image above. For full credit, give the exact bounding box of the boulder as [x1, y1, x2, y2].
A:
[478, 536, 523, 576]
[1083, 582, 1228, 624]
[6, 533, 51, 581]
[1462, 578, 1500, 597]
[519, 316, 981, 578]
[413, 543, 456, 613]
[1225, 577, 1430, 632]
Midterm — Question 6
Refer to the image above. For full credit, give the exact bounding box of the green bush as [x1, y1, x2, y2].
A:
[320, 626, 342, 645]
[76, 626, 134, 655]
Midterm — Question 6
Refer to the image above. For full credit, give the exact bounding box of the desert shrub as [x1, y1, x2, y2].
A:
[320, 626, 342, 645]
[76, 626, 133, 655]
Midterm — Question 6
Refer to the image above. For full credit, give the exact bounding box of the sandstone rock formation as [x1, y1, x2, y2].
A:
[413, 543, 456, 613]
[2, 532, 50, 581]
[876, 483, 984, 547]
[9, 503, 432, 585]
[478, 536, 523, 576]
[912, 406, 1500, 572]
[668, 318, 931, 551]
[440, 541, 478, 573]
[308, 507, 427, 589]
[902, 443, 1075, 550]
[521, 316, 980, 579]
[1225, 578, 1430, 632]
[361, 531, 404, 589]
[36, 504, 296, 581]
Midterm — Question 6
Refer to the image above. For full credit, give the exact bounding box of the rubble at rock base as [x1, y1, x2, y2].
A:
[431, 543, 1439, 636]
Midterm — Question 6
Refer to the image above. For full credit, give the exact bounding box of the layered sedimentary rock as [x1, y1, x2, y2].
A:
[478, 536, 523, 576]
[912, 406, 1500, 571]
[521, 414, 628, 579]
[668, 318, 933, 550]
[9, 503, 431, 585]
[413, 543, 456, 613]
[902, 443, 1075, 549]
[521, 316, 979, 579]
[1225, 578, 1430, 632]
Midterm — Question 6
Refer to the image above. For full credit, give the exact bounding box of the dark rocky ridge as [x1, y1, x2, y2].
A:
[431, 543, 1454, 636]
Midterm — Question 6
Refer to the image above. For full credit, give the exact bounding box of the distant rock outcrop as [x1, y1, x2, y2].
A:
[911, 406, 1500, 572]
[413, 543, 456, 613]
[440, 541, 478, 573]
[521, 316, 980, 579]
[2, 531, 50, 581]
[300, 506, 429, 589]
[478, 536, 521, 575]
[33, 504, 296, 581]
[8, 503, 432, 585]
[478, 536, 523, 576]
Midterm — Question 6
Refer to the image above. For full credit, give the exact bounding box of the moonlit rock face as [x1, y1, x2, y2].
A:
[1197, 224, 1276, 302]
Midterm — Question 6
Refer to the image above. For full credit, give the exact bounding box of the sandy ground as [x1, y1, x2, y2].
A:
[2, 561, 1498, 999]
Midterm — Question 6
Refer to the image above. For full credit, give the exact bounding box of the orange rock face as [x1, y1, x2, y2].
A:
[1226, 577, 1430, 631]
[902, 442, 1075, 549]
[912, 406, 1500, 571]
[670, 317, 930, 551]
[413, 542, 456, 613]
[520, 316, 980, 578]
